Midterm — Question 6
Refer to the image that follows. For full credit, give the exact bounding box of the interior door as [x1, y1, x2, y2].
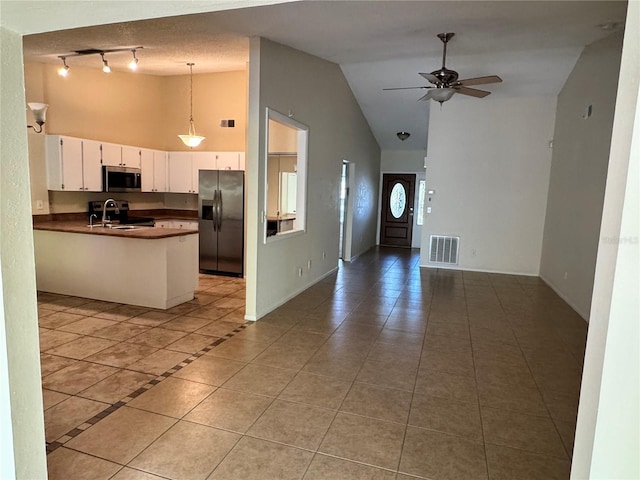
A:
[379, 173, 415, 247]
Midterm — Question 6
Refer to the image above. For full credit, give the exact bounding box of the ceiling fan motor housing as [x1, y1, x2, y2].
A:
[430, 67, 459, 85]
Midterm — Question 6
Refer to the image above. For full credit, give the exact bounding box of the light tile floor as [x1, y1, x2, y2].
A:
[41, 247, 586, 479]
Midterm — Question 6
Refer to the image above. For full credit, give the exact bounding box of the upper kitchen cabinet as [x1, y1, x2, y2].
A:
[215, 152, 244, 170]
[167, 151, 217, 194]
[141, 148, 167, 192]
[100, 142, 122, 167]
[46, 135, 102, 191]
[167, 152, 196, 193]
[121, 145, 142, 168]
[102, 143, 141, 168]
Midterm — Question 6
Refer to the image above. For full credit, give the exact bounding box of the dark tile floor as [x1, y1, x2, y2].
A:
[41, 247, 586, 479]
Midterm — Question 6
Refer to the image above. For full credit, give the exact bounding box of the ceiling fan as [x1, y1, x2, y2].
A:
[384, 32, 502, 104]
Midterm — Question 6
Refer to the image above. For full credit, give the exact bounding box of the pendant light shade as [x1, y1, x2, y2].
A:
[179, 63, 205, 148]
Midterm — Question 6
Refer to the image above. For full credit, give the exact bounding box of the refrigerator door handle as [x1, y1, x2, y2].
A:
[217, 189, 223, 231]
[212, 189, 219, 232]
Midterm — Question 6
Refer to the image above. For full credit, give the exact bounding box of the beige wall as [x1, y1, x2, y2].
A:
[25, 62, 247, 151]
[161, 70, 247, 152]
[539, 31, 624, 320]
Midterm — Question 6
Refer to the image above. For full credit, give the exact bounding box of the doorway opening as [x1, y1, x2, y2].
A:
[339, 161, 350, 260]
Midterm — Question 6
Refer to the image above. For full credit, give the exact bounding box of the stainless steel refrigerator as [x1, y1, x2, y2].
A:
[199, 170, 244, 276]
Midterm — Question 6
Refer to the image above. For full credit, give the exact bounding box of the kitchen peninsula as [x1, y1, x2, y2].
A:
[33, 222, 198, 309]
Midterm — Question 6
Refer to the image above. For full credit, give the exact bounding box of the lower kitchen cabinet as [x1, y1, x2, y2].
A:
[155, 220, 198, 230]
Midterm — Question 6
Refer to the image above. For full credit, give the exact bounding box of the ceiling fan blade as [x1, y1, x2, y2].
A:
[455, 86, 491, 98]
[418, 91, 434, 102]
[419, 73, 440, 84]
[383, 86, 429, 91]
[456, 75, 502, 86]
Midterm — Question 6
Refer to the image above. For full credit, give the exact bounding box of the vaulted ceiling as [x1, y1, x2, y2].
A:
[19, 1, 627, 151]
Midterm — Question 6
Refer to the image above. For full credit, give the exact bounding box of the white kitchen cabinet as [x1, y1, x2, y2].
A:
[101, 142, 122, 167]
[215, 152, 240, 170]
[121, 145, 141, 168]
[167, 152, 194, 193]
[167, 151, 217, 194]
[154, 219, 198, 230]
[192, 152, 217, 193]
[173, 220, 198, 230]
[141, 148, 167, 192]
[45, 135, 102, 191]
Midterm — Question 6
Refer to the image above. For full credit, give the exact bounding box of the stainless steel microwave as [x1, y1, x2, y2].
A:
[102, 166, 142, 192]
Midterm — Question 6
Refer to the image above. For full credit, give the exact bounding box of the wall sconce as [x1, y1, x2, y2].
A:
[397, 131, 411, 141]
[27, 103, 48, 133]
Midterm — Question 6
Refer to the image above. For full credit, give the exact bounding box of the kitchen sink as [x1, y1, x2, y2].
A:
[108, 225, 145, 230]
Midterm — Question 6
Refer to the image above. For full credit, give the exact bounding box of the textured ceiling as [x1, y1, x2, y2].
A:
[22, 1, 627, 150]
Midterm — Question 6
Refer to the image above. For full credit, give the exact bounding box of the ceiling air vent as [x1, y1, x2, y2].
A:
[429, 235, 459, 265]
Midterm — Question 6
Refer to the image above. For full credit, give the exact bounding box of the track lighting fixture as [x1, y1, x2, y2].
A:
[101, 53, 111, 73]
[57, 57, 70, 77]
[128, 50, 139, 71]
[56, 46, 143, 75]
[178, 63, 205, 148]
[27, 103, 48, 133]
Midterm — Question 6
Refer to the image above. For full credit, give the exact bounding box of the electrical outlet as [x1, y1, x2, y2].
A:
[471, 249, 477, 257]
[36, 200, 44, 210]
[298, 267, 303, 277]
[307, 260, 311, 269]
[564, 271, 568, 280]
[322, 251, 326, 260]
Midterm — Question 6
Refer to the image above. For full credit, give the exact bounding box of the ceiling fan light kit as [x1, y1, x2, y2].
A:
[384, 32, 502, 105]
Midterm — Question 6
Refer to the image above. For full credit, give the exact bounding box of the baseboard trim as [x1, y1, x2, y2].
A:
[255, 266, 339, 321]
[419, 263, 539, 277]
[539, 273, 590, 322]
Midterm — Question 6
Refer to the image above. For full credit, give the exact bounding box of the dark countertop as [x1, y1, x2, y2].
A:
[33, 221, 197, 239]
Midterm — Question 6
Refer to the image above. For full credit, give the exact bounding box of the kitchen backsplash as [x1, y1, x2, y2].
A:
[46, 191, 198, 214]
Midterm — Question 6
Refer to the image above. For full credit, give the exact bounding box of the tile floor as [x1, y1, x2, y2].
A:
[40, 247, 586, 480]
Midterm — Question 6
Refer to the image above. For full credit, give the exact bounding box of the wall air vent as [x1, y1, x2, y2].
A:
[429, 235, 460, 265]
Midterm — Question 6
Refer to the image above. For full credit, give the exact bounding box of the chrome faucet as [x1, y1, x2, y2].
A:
[89, 213, 98, 227]
[102, 198, 119, 227]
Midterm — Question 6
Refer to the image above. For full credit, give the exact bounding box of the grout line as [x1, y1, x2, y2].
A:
[44, 318, 251, 454]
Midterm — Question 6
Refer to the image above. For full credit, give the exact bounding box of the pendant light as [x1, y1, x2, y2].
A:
[178, 62, 205, 148]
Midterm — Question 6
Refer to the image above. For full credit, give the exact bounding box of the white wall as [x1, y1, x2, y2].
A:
[420, 96, 556, 275]
[572, 3, 640, 477]
[246, 37, 380, 319]
[379, 149, 427, 249]
[539, 32, 624, 320]
[0, 26, 47, 480]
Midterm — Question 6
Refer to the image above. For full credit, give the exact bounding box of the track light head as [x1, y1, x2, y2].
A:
[128, 50, 139, 71]
[101, 53, 111, 73]
[58, 57, 70, 77]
